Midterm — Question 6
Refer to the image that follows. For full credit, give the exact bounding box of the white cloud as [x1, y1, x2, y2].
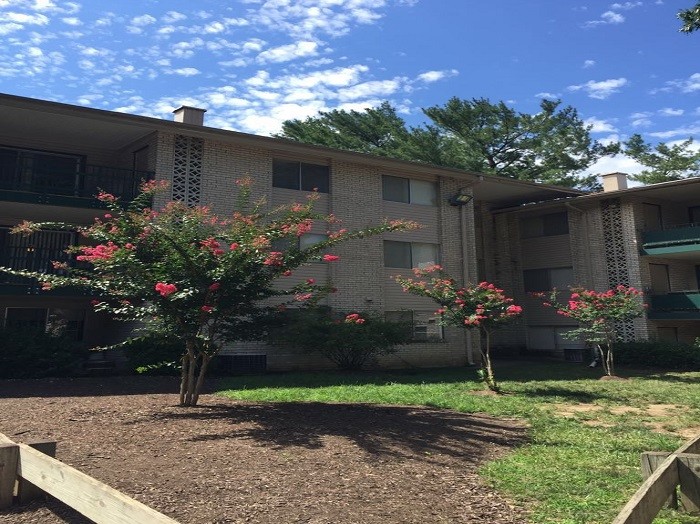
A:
[609, 2, 642, 10]
[630, 111, 652, 127]
[127, 14, 156, 33]
[583, 154, 645, 179]
[648, 125, 700, 139]
[658, 107, 684, 117]
[568, 77, 627, 99]
[166, 67, 201, 77]
[583, 59, 596, 68]
[249, 0, 394, 39]
[61, 16, 80, 25]
[584, 117, 617, 133]
[336, 79, 402, 101]
[4, 12, 49, 25]
[162, 11, 187, 24]
[131, 14, 157, 26]
[416, 69, 458, 83]
[256, 41, 318, 63]
[535, 91, 560, 99]
[584, 10, 625, 27]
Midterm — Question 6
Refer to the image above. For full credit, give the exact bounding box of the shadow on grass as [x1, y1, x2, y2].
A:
[513, 386, 609, 403]
[153, 401, 528, 464]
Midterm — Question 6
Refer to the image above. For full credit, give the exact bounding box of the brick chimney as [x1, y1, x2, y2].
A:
[601, 172, 628, 192]
[172, 106, 206, 126]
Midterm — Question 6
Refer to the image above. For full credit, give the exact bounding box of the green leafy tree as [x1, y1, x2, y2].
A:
[623, 134, 700, 184]
[279, 99, 616, 189]
[423, 98, 617, 189]
[679, 3, 700, 33]
[1, 179, 417, 406]
[537, 286, 646, 376]
[270, 307, 412, 370]
[278, 102, 413, 159]
[395, 266, 522, 392]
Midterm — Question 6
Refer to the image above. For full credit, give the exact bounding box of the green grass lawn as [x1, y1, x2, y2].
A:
[217, 361, 700, 524]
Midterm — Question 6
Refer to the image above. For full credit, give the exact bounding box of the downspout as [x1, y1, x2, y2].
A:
[565, 201, 592, 286]
[458, 176, 482, 365]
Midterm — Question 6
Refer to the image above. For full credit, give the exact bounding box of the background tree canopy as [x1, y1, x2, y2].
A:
[622, 134, 700, 184]
[679, 2, 700, 32]
[277, 98, 618, 190]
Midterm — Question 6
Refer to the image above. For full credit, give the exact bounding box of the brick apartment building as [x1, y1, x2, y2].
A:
[1, 93, 699, 371]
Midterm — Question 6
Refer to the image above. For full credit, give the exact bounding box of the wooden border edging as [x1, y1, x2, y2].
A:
[0, 433, 179, 524]
[613, 435, 700, 524]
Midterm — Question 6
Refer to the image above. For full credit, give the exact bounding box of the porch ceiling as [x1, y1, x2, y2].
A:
[0, 105, 155, 151]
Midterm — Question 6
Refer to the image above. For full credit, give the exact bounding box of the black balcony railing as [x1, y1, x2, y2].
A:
[0, 149, 154, 205]
[0, 228, 92, 295]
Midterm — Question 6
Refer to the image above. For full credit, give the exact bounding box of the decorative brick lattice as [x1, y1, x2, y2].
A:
[172, 135, 203, 206]
[601, 198, 635, 341]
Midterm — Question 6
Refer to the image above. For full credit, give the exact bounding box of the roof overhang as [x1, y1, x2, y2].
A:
[0, 92, 586, 207]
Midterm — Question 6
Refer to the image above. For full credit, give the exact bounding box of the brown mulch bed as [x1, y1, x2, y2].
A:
[0, 376, 528, 524]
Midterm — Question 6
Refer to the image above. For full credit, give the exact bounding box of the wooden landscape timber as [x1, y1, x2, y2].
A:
[0, 432, 179, 524]
[613, 434, 700, 524]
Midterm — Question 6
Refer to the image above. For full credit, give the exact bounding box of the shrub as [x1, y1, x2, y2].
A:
[270, 308, 412, 370]
[122, 334, 184, 375]
[614, 340, 700, 370]
[0, 326, 88, 378]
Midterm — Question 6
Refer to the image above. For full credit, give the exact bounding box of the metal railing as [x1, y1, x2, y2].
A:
[0, 152, 153, 202]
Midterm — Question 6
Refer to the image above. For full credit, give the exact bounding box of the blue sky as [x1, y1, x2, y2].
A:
[1, 0, 699, 178]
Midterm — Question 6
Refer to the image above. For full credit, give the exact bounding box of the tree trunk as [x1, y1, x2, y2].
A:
[480, 329, 499, 392]
[190, 354, 211, 407]
[179, 353, 189, 406]
[180, 340, 198, 407]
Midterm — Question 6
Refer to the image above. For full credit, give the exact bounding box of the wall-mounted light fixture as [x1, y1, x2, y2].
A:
[448, 189, 473, 206]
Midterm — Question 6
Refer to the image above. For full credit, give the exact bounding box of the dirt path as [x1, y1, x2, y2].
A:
[0, 377, 528, 523]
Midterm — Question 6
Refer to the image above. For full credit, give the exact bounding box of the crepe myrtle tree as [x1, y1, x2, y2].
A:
[536, 286, 646, 377]
[395, 266, 522, 392]
[2, 179, 418, 406]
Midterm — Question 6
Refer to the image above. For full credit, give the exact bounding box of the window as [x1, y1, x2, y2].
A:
[520, 212, 569, 239]
[384, 241, 439, 268]
[656, 327, 678, 342]
[299, 233, 327, 250]
[0, 146, 83, 195]
[4, 307, 85, 340]
[272, 159, 329, 193]
[385, 310, 443, 341]
[523, 267, 574, 292]
[272, 233, 328, 252]
[382, 176, 437, 206]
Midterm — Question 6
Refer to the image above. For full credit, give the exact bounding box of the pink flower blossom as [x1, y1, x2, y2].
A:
[76, 242, 119, 262]
[263, 252, 284, 266]
[506, 305, 522, 315]
[322, 254, 340, 262]
[155, 282, 177, 297]
[97, 192, 116, 202]
[201, 305, 213, 313]
[230, 243, 239, 250]
[306, 278, 315, 285]
[209, 282, 221, 291]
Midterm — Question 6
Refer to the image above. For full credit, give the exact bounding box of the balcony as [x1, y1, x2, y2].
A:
[642, 224, 700, 257]
[0, 150, 153, 208]
[0, 228, 93, 296]
[647, 291, 700, 320]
